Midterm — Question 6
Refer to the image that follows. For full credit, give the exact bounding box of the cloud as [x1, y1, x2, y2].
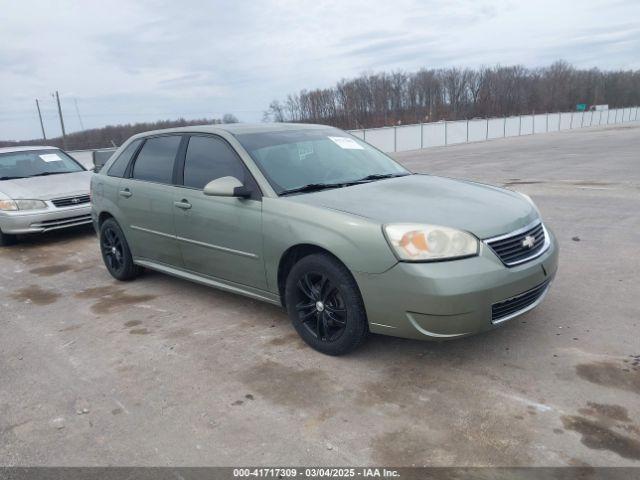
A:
[1, 0, 639, 140]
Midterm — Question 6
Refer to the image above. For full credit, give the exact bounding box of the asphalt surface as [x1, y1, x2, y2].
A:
[1, 123, 639, 466]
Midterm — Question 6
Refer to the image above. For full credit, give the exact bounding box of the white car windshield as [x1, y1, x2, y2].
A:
[0, 149, 85, 180]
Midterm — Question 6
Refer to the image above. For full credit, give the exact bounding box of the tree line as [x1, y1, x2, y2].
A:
[0, 114, 239, 151]
[263, 61, 640, 129]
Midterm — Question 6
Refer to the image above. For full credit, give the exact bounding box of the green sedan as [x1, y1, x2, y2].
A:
[91, 123, 558, 355]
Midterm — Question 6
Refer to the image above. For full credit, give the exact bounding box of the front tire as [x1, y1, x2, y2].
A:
[0, 229, 17, 246]
[285, 253, 368, 355]
[99, 218, 141, 281]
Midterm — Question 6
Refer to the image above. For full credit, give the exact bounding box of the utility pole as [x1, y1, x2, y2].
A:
[35, 99, 46, 140]
[53, 90, 67, 149]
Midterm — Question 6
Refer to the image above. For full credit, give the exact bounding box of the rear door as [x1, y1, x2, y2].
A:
[172, 134, 266, 289]
[117, 134, 183, 266]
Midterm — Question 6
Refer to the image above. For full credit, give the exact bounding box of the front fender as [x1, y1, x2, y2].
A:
[262, 197, 397, 292]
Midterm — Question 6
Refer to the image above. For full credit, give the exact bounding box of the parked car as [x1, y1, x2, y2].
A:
[0, 146, 93, 245]
[91, 123, 558, 355]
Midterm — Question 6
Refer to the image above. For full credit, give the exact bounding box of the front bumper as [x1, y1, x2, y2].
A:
[354, 228, 559, 340]
[0, 204, 92, 234]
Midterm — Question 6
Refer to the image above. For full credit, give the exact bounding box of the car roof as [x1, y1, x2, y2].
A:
[129, 122, 332, 140]
[0, 145, 60, 153]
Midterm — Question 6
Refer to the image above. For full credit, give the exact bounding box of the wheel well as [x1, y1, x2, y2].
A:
[277, 244, 338, 306]
[98, 211, 114, 227]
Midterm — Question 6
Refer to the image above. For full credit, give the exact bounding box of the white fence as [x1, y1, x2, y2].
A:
[70, 106, 639, 164]
[348, 106, 640, 153]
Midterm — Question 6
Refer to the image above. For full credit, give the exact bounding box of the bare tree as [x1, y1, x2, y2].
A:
[222, 113, 239, 124]
[1, 117, 227, 150]
[264, 61, 640, 129]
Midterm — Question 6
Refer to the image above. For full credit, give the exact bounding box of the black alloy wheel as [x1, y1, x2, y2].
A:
[102, 225, 124, 272]
[285, 253, 368, 355]
[99, 218, 141, 281]
[295, 271, 348, 342]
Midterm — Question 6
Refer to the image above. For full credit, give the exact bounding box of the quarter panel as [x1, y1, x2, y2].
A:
[91, 173, 122, 227]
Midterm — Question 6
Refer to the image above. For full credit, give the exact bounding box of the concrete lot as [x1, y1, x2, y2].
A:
[1, 123, 639, 466]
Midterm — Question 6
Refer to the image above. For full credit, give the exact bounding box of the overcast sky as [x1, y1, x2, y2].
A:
[1, 0, 639, 141]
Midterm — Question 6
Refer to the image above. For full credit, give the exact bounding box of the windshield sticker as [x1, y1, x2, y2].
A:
[328, 136, 364, 150]
[39, 153, 63, 162]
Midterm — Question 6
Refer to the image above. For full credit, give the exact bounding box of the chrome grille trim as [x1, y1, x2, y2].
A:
[51, 194, 91, 208]
[484, 219, 550, 267]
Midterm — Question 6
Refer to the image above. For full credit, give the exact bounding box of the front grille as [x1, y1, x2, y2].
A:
[485, 221, 547, 266]
[492, 280, 550, 324]
[51, 194, 91, 208]
[31, 214, 92, 231]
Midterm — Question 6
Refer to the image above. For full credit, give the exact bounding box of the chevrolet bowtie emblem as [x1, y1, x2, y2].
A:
[522, 235, 536, 248]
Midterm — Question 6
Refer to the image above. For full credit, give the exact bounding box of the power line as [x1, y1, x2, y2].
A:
[73, 98, 85, 130]
[1, 108, 266, 120]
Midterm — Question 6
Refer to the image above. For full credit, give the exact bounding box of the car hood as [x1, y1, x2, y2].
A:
[286, 174, 538, 239]
[0, 171, 92, 201]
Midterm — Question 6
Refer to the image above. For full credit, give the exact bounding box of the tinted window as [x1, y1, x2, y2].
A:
[132, 136, 181, 184]
[183, 136, 246, 189]
[107, 139, 142, 177]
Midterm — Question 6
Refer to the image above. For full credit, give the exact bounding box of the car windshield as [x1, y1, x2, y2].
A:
[0, 149, 85, 180]
[234, 128, 410, 195]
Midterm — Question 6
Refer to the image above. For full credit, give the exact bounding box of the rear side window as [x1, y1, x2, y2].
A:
[183, 136, 246, 189]
[132, 136, 181, 184]
[107, 139, 142, 177]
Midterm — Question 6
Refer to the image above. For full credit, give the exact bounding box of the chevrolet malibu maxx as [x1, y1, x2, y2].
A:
[91, 123, 558, 355]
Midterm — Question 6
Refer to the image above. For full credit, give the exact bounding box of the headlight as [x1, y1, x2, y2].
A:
[0, 199, 17, 211]
[383, 224, 479, 261]
[0, 199, 47, 211]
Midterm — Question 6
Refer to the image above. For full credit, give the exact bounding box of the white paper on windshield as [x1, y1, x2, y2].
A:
[39, 153, 63, 162]
[328, 136, 364, 150]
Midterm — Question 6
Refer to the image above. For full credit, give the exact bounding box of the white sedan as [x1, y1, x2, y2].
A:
[0, 146, 93, 245]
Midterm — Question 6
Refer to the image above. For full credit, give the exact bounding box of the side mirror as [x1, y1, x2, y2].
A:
[203, 176, 251, 198]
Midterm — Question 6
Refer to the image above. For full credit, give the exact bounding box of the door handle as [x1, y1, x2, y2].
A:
[174, 200, 192, 210]
[119, 188, 132, 198]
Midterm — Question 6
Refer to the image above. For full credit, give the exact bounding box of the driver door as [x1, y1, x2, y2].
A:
[172, 134, 266, 290]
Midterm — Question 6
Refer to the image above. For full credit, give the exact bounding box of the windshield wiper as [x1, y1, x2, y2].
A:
[280, 182, 347, 196]
[349, 173, 411, 184]
[280, 174, 412, 195]
[30, 171, 69, 177]
[0, 176, 27, 180]
[1, 172, 74, 180]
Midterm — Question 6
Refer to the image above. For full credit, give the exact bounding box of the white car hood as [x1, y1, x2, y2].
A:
[0, 171, 92, 200]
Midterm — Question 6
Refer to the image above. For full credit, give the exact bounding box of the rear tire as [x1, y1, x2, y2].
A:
[0, 229, 17, 246]
[99, 218, 141, 281]
[285, 253, 368, 355]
